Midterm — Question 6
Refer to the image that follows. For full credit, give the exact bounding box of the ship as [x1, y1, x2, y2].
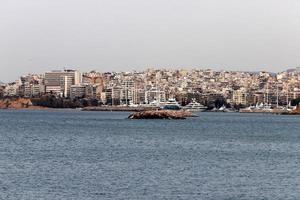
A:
[162, 98, 181, 110]
[183, 99, 207, 112]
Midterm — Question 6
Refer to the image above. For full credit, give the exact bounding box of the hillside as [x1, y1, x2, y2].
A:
[0, 98, 47, 110]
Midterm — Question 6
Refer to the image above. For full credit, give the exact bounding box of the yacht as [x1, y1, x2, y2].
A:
[217, 105, 236, 112]
[240, 102, 273, 113]
[218, 105, 226, 111]
[256, 103, 272, 111]
[148, 100, 161, 107]
[183, 99, 207, 112]
[163, 98, 181, 110]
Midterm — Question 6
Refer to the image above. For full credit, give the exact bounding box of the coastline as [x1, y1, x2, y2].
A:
[82, 106, 159, 112]
[1, 98, 299, 115]
[1, 105, 300, 115]
[0, 106, 51, 111]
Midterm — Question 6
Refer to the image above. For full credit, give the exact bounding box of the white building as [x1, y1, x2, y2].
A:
[232, 89, 248, 105]
[4, 81, 21, 96]
[121, 80, 135, 105]
[45, 70, 82, 97]
[145, 87, 166, 104]
[24, 82, 45, 97]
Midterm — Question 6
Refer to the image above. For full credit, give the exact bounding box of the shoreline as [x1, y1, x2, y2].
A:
[81, 106, 159, 112]
[1, 104, 299, 115]
[0, 106, 55, 111]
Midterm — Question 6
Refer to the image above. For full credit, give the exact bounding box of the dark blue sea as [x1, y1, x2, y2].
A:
[0, 110, 300, 200]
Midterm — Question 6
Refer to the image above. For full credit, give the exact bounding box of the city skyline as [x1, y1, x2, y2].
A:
[1, 67, 300, 104]
[1, 0, 300, 82]
[1, 65, 299, 83]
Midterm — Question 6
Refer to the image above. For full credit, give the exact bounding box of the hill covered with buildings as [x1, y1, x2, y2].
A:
[1, 67, 300, 109]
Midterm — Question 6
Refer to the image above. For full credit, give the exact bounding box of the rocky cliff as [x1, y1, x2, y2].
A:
[0, 98, 44, 109]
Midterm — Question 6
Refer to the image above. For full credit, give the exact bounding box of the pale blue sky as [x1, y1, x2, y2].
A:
[1, 0, 300, 82]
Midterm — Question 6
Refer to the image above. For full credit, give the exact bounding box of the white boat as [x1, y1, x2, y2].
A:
[218, 105, 226, 111]
[217, 105, 236, 112]
[183, 99, 207, 112]
[240, 102, 273, 113]
[128, 103, 139, 107]
[163, 98, 181, 110]
[256, 103, 272, 111]
[148, 100, 161, 107]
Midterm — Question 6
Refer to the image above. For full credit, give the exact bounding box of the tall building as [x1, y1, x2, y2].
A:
[132, 89, 146, 104]
[112, 86, 122, 105]
[145, 87, 166, 103]
[45, 70, 81, 97]
[0, 85, 4, 97]
[70, 85, 86, 99]
[104, 86, 123, 105]
[24, 83, 44, 97]
[232, 89, 248, 105]
[4, 81, 22, 97]
[121, 80, 134, 105]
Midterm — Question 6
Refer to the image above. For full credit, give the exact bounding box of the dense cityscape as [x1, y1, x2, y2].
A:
[1, 67, 300, 109]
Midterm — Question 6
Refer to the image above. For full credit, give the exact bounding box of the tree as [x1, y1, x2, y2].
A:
[291, 98, 300, 106]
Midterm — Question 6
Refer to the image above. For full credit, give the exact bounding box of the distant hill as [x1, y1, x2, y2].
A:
[286, 68, 297, 73]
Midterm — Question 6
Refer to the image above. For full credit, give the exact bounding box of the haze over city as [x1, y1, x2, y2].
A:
[1, 0, 300, 82]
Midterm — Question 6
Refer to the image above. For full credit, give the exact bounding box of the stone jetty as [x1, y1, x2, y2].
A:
[128, 110, 197, 119]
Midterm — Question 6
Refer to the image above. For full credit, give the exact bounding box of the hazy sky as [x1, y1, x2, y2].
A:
[1, 0, 300, 82]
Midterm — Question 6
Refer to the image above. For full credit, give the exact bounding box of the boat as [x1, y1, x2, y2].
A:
[218, 105, 226, 111]
[163, 98, 181, 110]
[240, 102, 273, 113]
[148, 100, 161, 107]
[217, 105, 236, 112]
[183, 99, 207, 112]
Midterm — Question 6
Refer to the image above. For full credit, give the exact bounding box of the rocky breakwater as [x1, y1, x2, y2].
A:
[128, 110, 197, 119]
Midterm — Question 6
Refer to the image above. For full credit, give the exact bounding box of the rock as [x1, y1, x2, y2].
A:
[0, 98, 47, 110]
[128, 110, 197, 119]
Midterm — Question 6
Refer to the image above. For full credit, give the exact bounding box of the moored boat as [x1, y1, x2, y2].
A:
[163, 98, 181, 110]
[183, 99, 207, 112]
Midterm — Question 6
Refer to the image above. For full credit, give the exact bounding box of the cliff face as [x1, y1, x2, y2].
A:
[0, 98, 35, 109]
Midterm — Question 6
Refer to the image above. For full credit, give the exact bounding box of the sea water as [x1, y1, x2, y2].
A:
[0, 110, 300, 200]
